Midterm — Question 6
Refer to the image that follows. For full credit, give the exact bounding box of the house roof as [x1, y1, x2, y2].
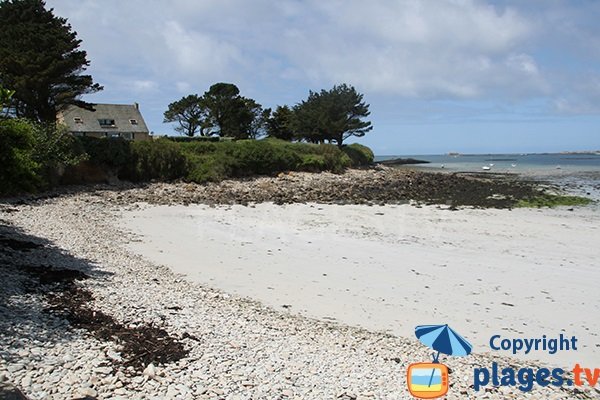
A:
[59, 103, 149, 133]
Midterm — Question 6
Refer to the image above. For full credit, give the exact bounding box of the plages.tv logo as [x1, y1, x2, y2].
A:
[406, 324, 473, 399]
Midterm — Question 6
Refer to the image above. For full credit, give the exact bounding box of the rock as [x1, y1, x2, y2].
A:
[77, 387, 98, 398]
[94, 366, 112, 375]
[143, 363, 156, 379]
[20, 375, 32, 387]
[7, 364, 24, 373]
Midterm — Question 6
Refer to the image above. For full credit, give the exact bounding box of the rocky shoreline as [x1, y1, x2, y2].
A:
[7, 166, 549, 209]
[0, 169, 597, 399]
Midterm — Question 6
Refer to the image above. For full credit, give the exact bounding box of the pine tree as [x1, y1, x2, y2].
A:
[293, 84, 372, 146]
[0, 0, 102, 122]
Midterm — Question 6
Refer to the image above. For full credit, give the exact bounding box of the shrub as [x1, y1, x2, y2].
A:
[165, 136, 221, 143]
[342, 143, 374, 166]
[127, 139, 188, 181]
[0, 118, 39, 194]
[77, 137, 132, 169]
[298, 154, 327, 172]
[31, 123, 86, 186]
[224, 140, 302, 176]
[313, 144, 351, 172]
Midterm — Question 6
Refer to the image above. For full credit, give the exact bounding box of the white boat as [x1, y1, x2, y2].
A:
[511, 164, 517, 167]
[482, 166, 491, 171]
[489, 163, 494, 167]
[556, 165, 561, 169]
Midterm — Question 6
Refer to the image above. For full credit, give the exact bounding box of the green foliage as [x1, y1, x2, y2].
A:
[1, 129, 374, 193]
[0, 118, 39, 194]
[342, 143, 374, 166]
[201, 83, 251, 139]
[125, 139, 188, 181]
[0, 0, 102, 121]
[163, 94, 210, 137]
[0, 85, 15, 108]
[77, 137, 132, 169]
[31, 123, 85, 169]
[516, 194, 593, 208]
[163, 83, 268, 139]
[165, 136, 221, 143]
[292, 83, 372, 147]
[180, 139, 357, 183]
[0, 118, 86, 194]
[267, 105, 295, 140]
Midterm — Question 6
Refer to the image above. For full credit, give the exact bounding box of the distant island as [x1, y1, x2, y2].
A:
[559, 150, 600, 155]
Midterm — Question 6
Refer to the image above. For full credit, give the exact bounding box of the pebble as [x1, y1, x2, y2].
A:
[143, 363, 156, 379]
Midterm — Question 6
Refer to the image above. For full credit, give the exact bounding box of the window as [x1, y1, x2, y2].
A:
[98, 118, 116, 127]
[129, 119, 138, 125]
[73, 117, 83, 124]
[122, 132, 133, 140]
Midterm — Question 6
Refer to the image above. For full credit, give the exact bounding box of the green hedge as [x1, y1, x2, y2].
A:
[0, 118, 39, 194]
[342, 143, 374, 166]
[1, 130, 374, 194]
[127, 139, 188, 181]
[180, 138, 353, 182]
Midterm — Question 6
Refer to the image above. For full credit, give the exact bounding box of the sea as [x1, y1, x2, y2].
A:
[375, 153, 600, 202]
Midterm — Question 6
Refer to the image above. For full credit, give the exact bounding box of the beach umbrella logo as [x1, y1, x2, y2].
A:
[406, 324, 473, 399]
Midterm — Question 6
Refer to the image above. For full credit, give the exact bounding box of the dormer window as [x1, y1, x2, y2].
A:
[73, 117, 83, 124]
[129, 119, 138, 125]
[98, 118, 116, 127]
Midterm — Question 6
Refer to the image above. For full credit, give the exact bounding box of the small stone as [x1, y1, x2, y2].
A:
[115, 388, 127, 395]
[94, 366, 112, 375]
[78, 387, 98, 398]
[17, 349, 29, 357]
[62, 354, 74, 363]
[7, 364, 24, 373]
[20, 375, 32, 387]
[107, 350, 122, 361]
[143, 363, 156, 379]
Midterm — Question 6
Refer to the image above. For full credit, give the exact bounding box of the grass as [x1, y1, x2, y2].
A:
[516, 193, 593, 208]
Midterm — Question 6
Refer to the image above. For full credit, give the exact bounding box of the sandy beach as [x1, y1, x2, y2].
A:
[120, 202, 600, 367]
[1, 171, 599, 399]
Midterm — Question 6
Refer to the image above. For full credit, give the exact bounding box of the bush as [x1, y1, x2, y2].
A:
[2, 128, 375, 192]
[164, 136, 221, 143]
[342, 143, 374, 166]
[126, 139, 188, 181]
[298, 154, 327, 172]
[32, 123, 86, 186]
[77, 137, 132, 169]
[0, 118, 39, 194]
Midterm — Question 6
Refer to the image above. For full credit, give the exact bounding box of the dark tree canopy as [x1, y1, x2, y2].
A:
[267, 105, 295, 141]
[201, 83, 249, 138]
[0, 0, 102, 122]
[293, 84, 372, 147]
[163, 94, 211, 137]
[163, 83, 269, 139]
[245, 98, 270, 139]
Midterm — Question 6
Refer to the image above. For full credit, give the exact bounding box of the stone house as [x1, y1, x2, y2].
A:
[57, 103, 150, 140]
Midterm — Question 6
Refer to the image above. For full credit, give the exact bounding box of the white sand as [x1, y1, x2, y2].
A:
[119, 203, 600, 367]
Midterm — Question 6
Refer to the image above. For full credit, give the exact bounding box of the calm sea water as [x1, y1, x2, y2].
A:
[375, 153, 600, 201]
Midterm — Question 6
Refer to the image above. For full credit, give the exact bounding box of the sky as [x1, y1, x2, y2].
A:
[47, 0, 600, 155]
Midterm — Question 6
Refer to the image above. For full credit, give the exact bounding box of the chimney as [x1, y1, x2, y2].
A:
[134, 102, 139, 110]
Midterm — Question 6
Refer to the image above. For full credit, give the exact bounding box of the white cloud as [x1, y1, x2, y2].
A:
[45, 0, 600, 118]
[161, 20, 243, 77]
[130, 80, 158, 92]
